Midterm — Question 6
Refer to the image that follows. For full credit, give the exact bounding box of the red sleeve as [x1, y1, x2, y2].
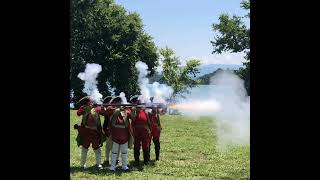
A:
[146, 111, 151, 129]
[76, 106, 84, 116]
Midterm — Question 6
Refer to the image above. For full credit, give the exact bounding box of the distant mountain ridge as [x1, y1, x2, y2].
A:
[195, 64, 243, 78]
[149, 64, 243, 83]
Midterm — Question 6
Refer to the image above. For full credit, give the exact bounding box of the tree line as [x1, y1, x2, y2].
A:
[70, 0, 250, 106]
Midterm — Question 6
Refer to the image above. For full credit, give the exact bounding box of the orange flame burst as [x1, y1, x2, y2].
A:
[168, 101, 221, 112]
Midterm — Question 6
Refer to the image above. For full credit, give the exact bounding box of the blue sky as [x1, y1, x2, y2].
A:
[114, 0, 249, 65]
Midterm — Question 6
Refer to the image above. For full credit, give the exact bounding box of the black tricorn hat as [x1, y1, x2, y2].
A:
[110, 96, 122, 104]
[103, 96, 113, 104]
[129, 95, 140, 103]
[77, 96, 92, 106]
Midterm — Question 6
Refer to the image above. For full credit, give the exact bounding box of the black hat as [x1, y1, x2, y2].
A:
[110, 96, 122, 104]
[77, 96, 92, 106]
[103, 96, 113, 104]
[130, 95, 140, 104]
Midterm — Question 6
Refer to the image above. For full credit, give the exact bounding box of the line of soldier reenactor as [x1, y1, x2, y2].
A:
[74, 95, 164, 172]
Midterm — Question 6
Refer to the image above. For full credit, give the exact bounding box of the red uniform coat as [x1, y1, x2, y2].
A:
[149, 113, 161, 140]
[102, 106, 114, 136]
[76, 105, 103, 149]
[109, 110, 130, 144]
[132, 110, 151, 150]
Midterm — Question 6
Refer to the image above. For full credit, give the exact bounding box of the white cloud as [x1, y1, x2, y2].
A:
[184, 52, 246, 65]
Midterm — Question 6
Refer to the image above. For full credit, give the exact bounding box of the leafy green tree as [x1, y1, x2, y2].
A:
[70, 0, 158, 104]
[211, 0, 250, 95]
[159, 47, 201, 100]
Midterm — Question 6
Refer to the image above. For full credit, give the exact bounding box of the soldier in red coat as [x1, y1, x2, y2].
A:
[131, 104, 151, 165]
[149, 106, 162, 161]
[76, 97, 104, 170]
[108, 97, 132, 171]
[102, 96, 114, 166]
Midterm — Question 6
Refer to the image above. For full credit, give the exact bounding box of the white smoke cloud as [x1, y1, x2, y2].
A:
[171, 70, 250, 147]
[135, 61, 151, 103]
[135, 61, 173, 104]
[119, 92, 128, 104]
[210, 71, 250, 146]
[77, 63, 103, 104]
[106, 81, 116, 96]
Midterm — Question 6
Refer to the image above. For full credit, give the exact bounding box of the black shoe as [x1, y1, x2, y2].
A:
[147, 149, 150, 162]
[154, 140, 160, 161]
[133, 161, 139, 166]
[134, 148, 140, 165]
[155, 151, 160, 161]
[123, 168, 130, 172]
[143, 150, 149, 165]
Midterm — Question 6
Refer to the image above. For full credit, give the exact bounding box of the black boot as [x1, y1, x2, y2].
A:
[154, 140, 160, 161]
[147, 148, 150, 162]
[148, 143, 151, 156]
[134, 148, 140, 166]
[143, 149, 149, 165]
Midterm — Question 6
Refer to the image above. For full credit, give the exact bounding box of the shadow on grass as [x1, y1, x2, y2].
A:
[70, 159, 158, 176]
[70, 166, 116, 176]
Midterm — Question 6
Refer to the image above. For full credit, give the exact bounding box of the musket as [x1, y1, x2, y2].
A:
[99, 103, 166, 107]
[137, 103, 166, 106]
[93, 103, 164, 109]
[101, 103, 138, 106]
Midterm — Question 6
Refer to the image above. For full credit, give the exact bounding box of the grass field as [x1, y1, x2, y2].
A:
[70, 110, 250, 179]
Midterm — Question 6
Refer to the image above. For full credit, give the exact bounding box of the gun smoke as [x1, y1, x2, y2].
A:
[119, 92, 128, 104]
[170, 70, 250, 146]
[106, 81, 116, 96]
[135, 61, 173, 104]
[77, 63, 103, 104]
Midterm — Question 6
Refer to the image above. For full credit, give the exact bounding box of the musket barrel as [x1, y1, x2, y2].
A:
[101, 103, 138, 106]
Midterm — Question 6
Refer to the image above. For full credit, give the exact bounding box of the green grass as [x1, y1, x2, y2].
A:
[70, 110, 250, 179]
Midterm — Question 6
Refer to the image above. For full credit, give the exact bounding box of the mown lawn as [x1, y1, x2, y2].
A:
[70, 110, 249, 179]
